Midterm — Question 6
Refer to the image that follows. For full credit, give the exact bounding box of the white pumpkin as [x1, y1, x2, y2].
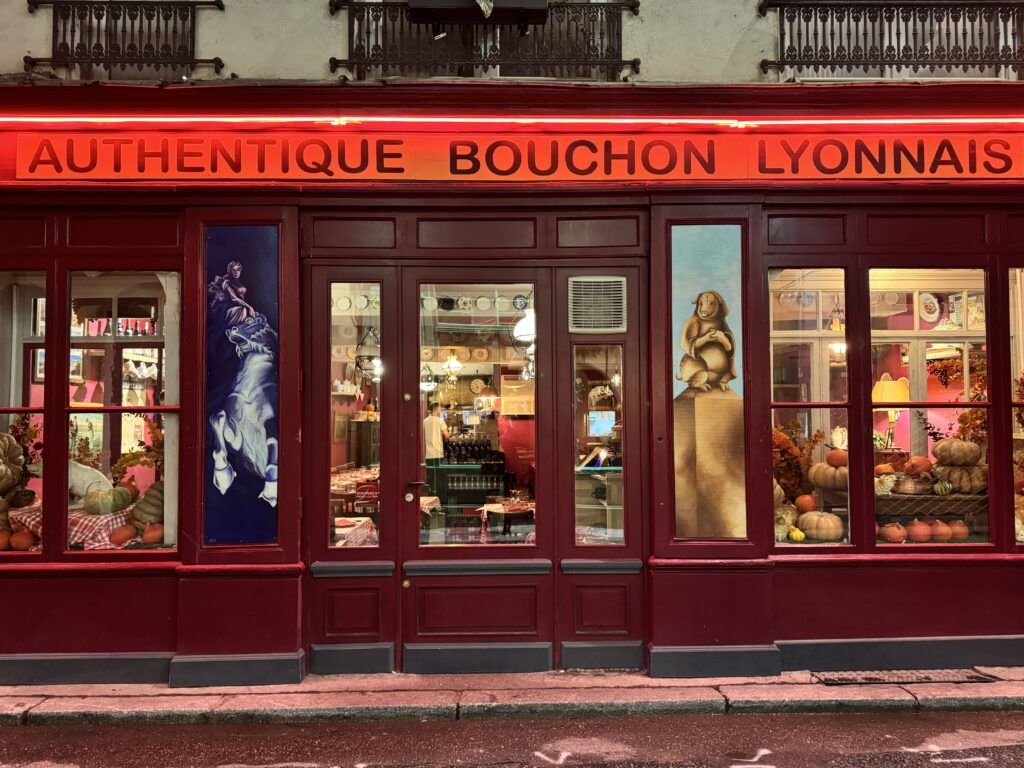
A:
[772, 478, 786, 507]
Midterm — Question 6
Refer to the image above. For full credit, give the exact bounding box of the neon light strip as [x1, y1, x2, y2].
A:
[3, 115, 1024, 128]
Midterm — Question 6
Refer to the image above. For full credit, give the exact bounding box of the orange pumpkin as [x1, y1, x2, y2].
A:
[879, 522, 907, 543]
[906, 518, 932, 543]
[874, 463, 895, 476]
[0, 530, 9, 550]
[930, 519, 953, 543]
[9, 530, 36, 551]
[142, 524, 164, 545]
[794, 494, 817, 514]
[1015, 477, 1024, 495]
[826, 449, 849, 468]
[904, 456, 933, 477]
[949, 520, 970, 541]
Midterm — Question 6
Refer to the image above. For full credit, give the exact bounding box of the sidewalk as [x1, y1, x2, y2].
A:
[3, 667, 1024, 725]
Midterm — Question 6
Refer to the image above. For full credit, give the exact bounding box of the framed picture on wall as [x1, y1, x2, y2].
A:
[333, 411, 349, 443]
[32, 349, 45, 383]
[69, 349, 84, 384]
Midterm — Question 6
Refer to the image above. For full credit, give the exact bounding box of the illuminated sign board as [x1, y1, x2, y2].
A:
[8, 131, 1024, 183]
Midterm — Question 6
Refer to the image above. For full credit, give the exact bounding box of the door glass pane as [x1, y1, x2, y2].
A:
[328, 282, 382, 549]
[419, 283, 536, 546]
[573, 345, 624, 546]
[0, 412, 44, 552]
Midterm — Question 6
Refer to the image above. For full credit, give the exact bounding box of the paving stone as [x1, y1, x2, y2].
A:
[975, 666, 1024, 682]
[458, 686, 726, 718]
[25, 695, 224, 725]
[907, 681, 1024, 711]
[720, 683, 916, 713]
[0, 696, 44, 725]
[211, 691, 459, 722]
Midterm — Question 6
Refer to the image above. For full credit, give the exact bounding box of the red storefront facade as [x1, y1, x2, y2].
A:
[2, 83, 1024, 686]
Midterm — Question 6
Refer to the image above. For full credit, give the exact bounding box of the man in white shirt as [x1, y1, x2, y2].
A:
[423, 402, 449, 496]
[424, 402, 450, 461]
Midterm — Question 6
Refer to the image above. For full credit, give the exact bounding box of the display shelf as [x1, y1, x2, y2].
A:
[874, 492, 987, 517]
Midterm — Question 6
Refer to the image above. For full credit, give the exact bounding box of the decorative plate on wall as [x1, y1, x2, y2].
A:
[919, 293, 940, 323]
[422, 296, 438, 312]
[476, 296, 492, 311]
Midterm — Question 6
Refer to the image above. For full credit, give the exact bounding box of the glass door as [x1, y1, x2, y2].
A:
[412, 280, 541, 548]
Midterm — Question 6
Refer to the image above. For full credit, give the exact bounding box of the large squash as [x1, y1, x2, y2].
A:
[83, 486, 132, 516]
[797, 510, 845, 542]
[932, 438, 982, 467]
[933, 464, 988, 494]
[0, 433, 25, 495]
[807, 462, 848, 490]
[130, 481, 164, 531]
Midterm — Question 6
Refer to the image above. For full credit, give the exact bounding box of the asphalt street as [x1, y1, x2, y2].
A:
[3, 711, 1024, 768]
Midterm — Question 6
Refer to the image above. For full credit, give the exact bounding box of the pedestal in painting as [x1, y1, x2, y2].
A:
[673, 389, 746, 538]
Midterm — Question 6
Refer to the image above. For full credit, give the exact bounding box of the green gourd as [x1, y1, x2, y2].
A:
[83, 487, 132, 516]
[933, 479, 953, 496]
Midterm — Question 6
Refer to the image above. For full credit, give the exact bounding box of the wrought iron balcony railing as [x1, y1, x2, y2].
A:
[25, 1, 225, 76]
[759, 1, 1024, 78]
[328, 0, 640, 81]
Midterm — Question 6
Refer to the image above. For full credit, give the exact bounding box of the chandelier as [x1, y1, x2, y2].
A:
[441, 349, 463, 385]
[355, 326, 383, 383]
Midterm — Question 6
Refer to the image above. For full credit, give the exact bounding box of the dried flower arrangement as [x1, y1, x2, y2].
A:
[772, 421, 826, 502]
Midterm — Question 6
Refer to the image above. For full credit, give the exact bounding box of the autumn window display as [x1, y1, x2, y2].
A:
[0, 415, 44, 552]
[772, 421, 848, 544]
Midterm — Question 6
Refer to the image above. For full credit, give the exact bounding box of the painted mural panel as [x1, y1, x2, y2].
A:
[204, 225, 280, 545]
[671, 225, 747, 538]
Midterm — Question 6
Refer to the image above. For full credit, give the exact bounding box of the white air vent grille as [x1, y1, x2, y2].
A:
[568, 276, 627, 334]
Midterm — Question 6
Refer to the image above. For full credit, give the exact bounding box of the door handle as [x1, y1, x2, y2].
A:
[407, 481, 430, 487]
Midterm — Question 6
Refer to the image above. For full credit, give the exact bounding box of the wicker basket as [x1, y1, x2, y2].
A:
[892, 475, 934, 495]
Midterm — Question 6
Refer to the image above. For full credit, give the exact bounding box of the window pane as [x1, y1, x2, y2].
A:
[1009, 268, 1024, 389]
[0, 412, 44, 552]
[329, 282, 381, 549]
[419, 284, 536, 546]
[772, 407, 850, 546]
[0, 272, 46, 408]
[573, 345, 624, 546]
[870, 289, 914, 331]
[871, 269, 987, 409]
[67, 411, 177, 550]
[1013, 408, 1024, 545]
[873, 407, 988, 544]
[70, 272, 180, 407]
[771, 289, 817, 331]
[768, 269, 847, 405]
